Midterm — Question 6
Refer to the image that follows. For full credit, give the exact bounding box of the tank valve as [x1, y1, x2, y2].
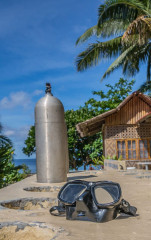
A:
[45, 83, 53, 95]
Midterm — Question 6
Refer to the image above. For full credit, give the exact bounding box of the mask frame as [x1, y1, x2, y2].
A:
[50, 180, 137, 222]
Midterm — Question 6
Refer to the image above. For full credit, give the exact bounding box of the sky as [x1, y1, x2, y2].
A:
[0, 0, 147, 159]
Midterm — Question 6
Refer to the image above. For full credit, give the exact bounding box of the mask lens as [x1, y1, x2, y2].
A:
[94, 185, 120, 205]
[59, 183, 87, 204]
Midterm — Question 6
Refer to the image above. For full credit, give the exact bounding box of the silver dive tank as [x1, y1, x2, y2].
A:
[35, 83, 69, 183]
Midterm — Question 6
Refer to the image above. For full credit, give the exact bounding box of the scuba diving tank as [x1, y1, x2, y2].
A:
[35, 83, 69, 183]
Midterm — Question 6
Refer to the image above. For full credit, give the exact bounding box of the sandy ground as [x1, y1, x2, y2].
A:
[0, 170, 151, 240]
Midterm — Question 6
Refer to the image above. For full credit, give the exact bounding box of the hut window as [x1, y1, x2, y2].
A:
[139, 140, 148, 159]
[117, 141, 126, 159]
[116, 139, 151, 160]
[149, 140, 151, 158]
[117, 139, 136, 160]
[128, 140, 136, 159]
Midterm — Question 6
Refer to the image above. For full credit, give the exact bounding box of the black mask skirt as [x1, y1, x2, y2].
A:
[50, 180, 137, 222]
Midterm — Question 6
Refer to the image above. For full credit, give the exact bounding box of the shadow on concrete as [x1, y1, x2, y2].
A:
[67, 175, 97, 181]
[116, 213, 139, 220]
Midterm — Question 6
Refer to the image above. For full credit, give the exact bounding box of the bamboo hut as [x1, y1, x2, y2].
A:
[76, 91, 151, 168]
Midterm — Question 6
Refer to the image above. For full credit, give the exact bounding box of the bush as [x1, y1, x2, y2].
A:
[0, 133, 31, 189]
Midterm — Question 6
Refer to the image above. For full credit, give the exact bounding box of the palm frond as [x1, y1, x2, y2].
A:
[98, 0, 149, 26]
[139, 81, 151, 94]
[112, 43, 150, 78]
[76, 26, 98, 45]
[76, 19, 129, 45]
[122, 15, 151, 44]
[122, 55, 140, 76]
[0, 135, 13, 147]
[0, 124, 2, 133]
[147, 47, 151, 81]
[101, 45, 135, 80]
[76, 37, 122, 71]
[98, 19, 129, 37]
[122, 44, 145, 75]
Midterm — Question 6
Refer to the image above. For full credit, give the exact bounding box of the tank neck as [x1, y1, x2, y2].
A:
[46, 92, 53, 96]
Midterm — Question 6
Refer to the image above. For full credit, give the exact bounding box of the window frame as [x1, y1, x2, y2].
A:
[117, 140, 126, 160]
[116, 139, 151, 160]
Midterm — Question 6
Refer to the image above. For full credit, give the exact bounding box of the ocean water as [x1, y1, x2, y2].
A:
[14, 158, 36, 174]
[14, 159, 101, 174]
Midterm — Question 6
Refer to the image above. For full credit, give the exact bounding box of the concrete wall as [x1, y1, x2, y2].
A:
[104, 159, 126, 171]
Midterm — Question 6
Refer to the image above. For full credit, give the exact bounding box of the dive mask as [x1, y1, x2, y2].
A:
[50, 180, 137, 222]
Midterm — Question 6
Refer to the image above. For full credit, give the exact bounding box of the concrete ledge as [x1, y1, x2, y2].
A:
[0, 171, 151, 239]
[24, 186, 61, 192]
[0, 197, 57, 210]
[0, 221, 65, 240]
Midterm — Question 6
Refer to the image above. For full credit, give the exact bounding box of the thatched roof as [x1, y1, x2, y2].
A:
[76, 109, 116, 137]
[76, 91, 151, 137]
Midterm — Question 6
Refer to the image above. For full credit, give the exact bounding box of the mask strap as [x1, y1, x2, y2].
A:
[119, 199, 137, 216]
[50, 204, 65, 216]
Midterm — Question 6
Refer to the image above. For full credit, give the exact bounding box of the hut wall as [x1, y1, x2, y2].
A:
[104, 124, 151, 158]
[104, 139, 116, 157]
[104, 124, 151, 139]
[105, 95, 151, 125]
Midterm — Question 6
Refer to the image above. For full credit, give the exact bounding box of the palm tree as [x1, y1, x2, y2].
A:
[76, 0, 151, 82]
[0, 123, 12, 147]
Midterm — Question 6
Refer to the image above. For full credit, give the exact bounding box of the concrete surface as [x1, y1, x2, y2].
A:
[0, 170, 151, 240]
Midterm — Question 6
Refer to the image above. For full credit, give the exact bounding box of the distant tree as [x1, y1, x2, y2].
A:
[65, 108, 103, 170]
[22, 78, 135, 170]
[22, 126, 35, 156]
[85, 78, 135, 112]
[0, 124, 30, 188]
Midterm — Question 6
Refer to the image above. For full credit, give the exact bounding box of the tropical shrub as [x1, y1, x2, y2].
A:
[0, 126, 30, 188]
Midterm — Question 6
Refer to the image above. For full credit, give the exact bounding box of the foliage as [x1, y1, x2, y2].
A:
[139, 81, 151, 95]
[0, 127, 31, 189]
[103, 155, 122, 160]
[92, 157, 104, 167]
[65, 109, 103, 170]
[22, 78, 134, 170]
[76, 0, 151, 82]
[85, 78, 135, 112]
[22, 126, 35, 156]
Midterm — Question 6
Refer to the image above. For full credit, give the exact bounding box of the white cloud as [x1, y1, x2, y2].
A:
[3, 125, 33, 158]
[4, 130, 15, 137]
[32, 90, 44, 96]
[0, 91, 31, 109]
[3, 125, 31, 142]
[0, 89, 46, 110]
